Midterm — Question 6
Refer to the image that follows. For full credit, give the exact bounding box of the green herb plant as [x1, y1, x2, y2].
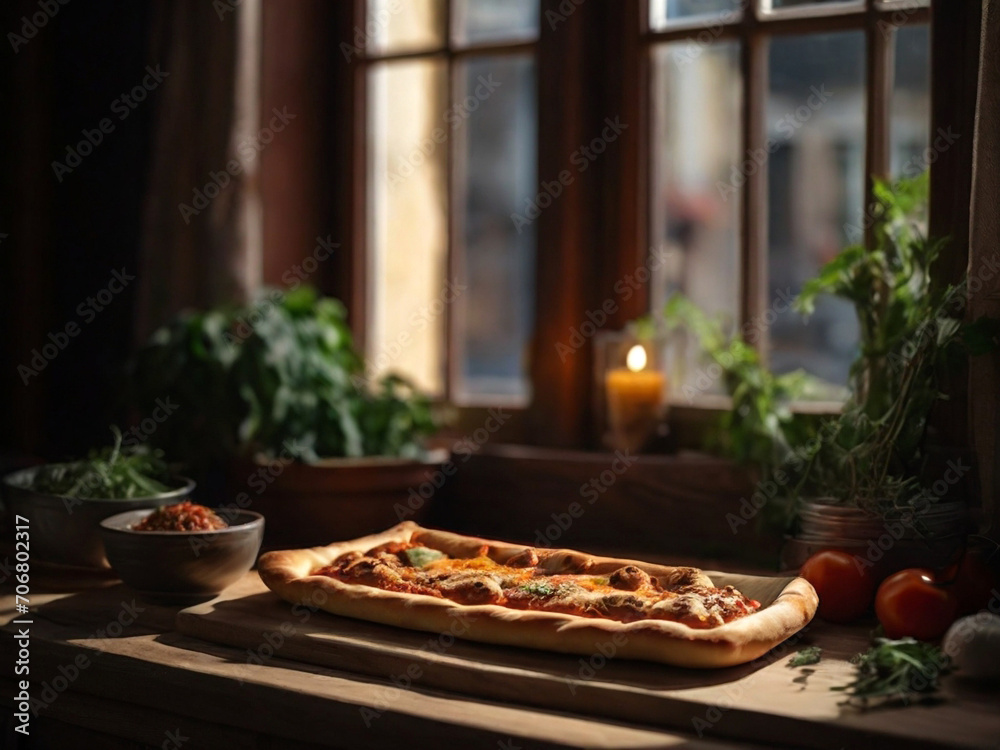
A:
[654, 172, 998, 528]
[29, 426, 178, 499]
[658, 294, 820, 477]
[129, 286, 438, 471]
[789, 172, 1000, 516]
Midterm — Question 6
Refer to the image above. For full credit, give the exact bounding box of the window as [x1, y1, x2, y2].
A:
[362, 0, 539, 406]
[342, 0, 935, 443]
[646, 0, 931, 396]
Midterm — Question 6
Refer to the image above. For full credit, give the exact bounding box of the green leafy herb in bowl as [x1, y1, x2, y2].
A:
[28, 427, 179, 499]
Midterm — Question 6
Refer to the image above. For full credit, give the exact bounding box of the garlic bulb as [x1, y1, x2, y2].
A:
[942, 613, 1000, 681]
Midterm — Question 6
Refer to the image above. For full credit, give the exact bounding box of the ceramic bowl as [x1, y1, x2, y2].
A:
[100, 508, 264, 602]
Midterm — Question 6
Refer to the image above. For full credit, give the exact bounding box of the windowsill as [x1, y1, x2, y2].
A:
[427, 394, 842, 454]
[668, 395, 843, 415]
[757, 0, 865, 21]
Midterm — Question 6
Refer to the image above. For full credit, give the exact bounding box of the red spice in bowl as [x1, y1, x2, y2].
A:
[132, 500, 228, 532]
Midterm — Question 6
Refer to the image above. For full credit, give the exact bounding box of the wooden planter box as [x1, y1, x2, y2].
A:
[427, 445, 782, 568]
[226, 451, 448, 549]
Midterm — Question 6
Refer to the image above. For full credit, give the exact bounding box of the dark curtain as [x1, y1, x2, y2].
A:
[1, 0, 157, 458]
[969, 0, 1000, 534]
[137, 0, 255, 340]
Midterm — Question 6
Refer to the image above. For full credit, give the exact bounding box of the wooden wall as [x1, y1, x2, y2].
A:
[427, 446, 781, 569]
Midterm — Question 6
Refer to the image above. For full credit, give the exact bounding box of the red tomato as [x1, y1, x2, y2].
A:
[800, 550, 876, 624]
[875, 568, 959, 640]
[949, 553, 998, 615]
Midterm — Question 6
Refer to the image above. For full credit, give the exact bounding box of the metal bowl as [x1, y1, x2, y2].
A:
[796, 498, 970, 541]
[1, 465, 196, 569]
[782, 498, 969, 574]
[100, 509, 264, 603]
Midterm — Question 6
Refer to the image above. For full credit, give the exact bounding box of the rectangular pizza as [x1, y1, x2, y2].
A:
[258, 521, 817, 668]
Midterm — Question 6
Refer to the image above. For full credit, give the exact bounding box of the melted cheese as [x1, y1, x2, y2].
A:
[322, 549, 759, 628]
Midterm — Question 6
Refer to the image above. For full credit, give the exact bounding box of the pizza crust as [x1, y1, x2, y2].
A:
[258, 522, 817, 668]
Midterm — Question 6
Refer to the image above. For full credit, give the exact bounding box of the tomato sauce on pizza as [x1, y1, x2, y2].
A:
[315, 540, 760, 629]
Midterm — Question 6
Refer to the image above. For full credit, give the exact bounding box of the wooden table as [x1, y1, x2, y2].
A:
[1, 569, 998, 750]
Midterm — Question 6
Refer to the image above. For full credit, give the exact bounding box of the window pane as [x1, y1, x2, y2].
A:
[367, 60, 448, 395]
[453, 55, 537, 403]
[766, 0, 862, 9]
[367, 0, 445, 56]
[890, 24, 931, 178]
[649, 0, 742, 30]
[452, 0, 539, 45]
[767, 31, 865, 387]
[650, 41, 742, 394]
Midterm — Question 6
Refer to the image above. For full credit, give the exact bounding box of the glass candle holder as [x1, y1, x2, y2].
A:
[594, 330, 668, 453]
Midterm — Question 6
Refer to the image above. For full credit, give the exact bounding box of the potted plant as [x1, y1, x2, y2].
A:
[780, 172, 999, 573]
[652, 173, 998, 574]
[128, 286, 444, 547]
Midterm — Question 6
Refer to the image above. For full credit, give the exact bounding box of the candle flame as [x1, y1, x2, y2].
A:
[626, 344, 647, 372]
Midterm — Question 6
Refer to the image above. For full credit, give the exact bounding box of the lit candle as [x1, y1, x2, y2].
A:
[605, 344, 665, 452]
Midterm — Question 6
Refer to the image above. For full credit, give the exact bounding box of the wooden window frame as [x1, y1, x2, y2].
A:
[642, 1, 929, 414]
[319, 0, 976, 451]
[337, 0, 539, 411]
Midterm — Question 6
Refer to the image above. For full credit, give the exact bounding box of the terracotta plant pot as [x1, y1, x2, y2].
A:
[781, 497, 969, 580]
[226, 450, 449, 549]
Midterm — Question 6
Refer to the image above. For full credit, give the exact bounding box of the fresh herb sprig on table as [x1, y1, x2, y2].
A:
[833, 638, 951, 706]
[787, 646, 823, 667]
[29, 427, 176, 499]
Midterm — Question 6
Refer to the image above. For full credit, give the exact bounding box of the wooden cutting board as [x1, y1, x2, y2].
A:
[176, 573, 1000, 750]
